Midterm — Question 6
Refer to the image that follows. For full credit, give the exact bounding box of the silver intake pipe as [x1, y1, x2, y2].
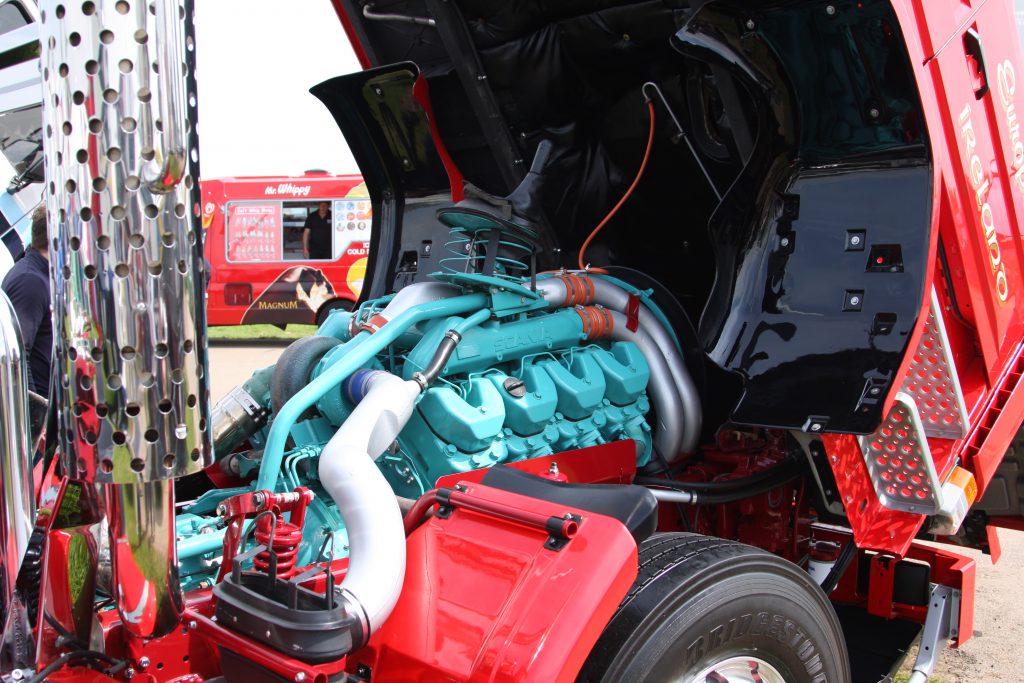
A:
[318, 371, 421, 637]
[590, 278, 701, 455]
[39, 0, 209, 638]
[605, 310, 686, 461]
[362, 282, 463, 331]
[0, 292, 35, 628]
[538, 275, 698, 460]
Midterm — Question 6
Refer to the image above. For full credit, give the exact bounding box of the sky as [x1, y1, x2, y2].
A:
[192, 0, 362, 178]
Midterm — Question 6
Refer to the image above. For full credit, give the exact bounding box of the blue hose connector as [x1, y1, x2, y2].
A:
[344, 369, 386, 405]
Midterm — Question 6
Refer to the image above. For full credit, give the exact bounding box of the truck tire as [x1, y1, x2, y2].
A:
[579, 533, 850, 683]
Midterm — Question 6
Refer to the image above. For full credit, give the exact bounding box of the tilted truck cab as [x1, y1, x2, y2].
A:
[3, 1, 1024, 682]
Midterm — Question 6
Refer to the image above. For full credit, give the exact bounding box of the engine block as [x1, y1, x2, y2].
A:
[382, 341, 652, 497]
[315, 310, 654, 496]
[177, 288, 661, 592]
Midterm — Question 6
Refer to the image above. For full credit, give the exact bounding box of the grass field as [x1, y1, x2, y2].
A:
[207, 324, 317, 341]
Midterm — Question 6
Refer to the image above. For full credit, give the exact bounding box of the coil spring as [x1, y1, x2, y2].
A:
[439, 226, 536, 281]
[254, 513, 303, 580]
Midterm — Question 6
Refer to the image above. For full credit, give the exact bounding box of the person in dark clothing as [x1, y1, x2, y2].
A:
[302, 202, 333, 260]
[2, 205, 52, 396]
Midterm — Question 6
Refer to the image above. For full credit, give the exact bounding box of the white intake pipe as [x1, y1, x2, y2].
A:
[318, 371, 421, 636]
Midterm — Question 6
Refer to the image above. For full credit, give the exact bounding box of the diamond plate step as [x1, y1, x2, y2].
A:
[859, 392, 943, 515]
[899, 289, 969, 440]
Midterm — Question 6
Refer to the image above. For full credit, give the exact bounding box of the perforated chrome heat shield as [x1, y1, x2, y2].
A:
[858, 289, 969, 516]
[40, 0, 210, 483]
[859, 392, 943, 515]
[901, 289, 969, 440]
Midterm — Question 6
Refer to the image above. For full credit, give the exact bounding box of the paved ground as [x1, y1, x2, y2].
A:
[912, 531, 1024, 682]
[209, 342, 284, 401]
[208, 343, 1024, 682]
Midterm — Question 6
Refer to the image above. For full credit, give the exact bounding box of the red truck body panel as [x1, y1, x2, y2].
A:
[821, 0, 1024, 555]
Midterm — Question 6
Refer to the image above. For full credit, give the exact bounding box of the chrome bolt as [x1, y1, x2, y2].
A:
[870, 387, 881, 395]
[850, 296, 861, 306]
[850, 235, 862, 245]
[869, 108, 880, 119]
[216, 504, 227, 517]
[745, 19, 755, 30]
[780, 237, 790, 247]
[187, 620, 198, 630]
[138, 657, 150, 670]
[826, 5, 836, 15]
[125, 669, 136, 680]
[811, 423, 822, 432]
[252, 492, 265, 506]
[10, 670, 24, 681]
[295, 674, 307, 683]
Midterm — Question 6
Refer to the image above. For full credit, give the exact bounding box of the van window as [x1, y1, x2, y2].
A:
[225, 197, 370, 263]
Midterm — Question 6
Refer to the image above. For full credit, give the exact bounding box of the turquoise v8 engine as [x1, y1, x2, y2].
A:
[176, 219, 698, 636]
[320, 305, 654, 498]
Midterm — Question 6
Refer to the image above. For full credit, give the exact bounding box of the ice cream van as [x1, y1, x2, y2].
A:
[202, 171, 371, 326]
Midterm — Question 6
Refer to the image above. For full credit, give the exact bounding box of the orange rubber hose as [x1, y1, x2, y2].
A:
[577, 99, 657, 271]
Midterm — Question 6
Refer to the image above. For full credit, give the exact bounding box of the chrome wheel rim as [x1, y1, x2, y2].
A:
[689, 656, 787, 683]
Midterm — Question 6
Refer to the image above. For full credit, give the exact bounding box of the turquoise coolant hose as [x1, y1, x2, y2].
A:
[255, 292, 490, 490]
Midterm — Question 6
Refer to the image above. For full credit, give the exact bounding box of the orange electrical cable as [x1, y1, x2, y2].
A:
[577, 99, 657, 271]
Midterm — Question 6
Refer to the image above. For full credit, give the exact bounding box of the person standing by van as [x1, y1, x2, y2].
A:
[2, 205, 51, 396]
[302, 201, 332, 260]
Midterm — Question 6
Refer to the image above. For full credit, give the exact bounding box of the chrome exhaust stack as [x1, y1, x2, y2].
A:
[0, 292, 35, 631]
[39, 0, 209, 638]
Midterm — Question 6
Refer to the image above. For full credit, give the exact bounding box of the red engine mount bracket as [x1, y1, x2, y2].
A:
[216, 488, 315, 581]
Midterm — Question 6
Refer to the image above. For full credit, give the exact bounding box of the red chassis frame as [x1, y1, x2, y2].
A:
[33, 444, 640, 683]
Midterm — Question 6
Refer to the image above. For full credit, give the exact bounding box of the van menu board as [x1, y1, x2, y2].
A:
[227, 203, 283, 262]
[332, 198, 372, 259]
